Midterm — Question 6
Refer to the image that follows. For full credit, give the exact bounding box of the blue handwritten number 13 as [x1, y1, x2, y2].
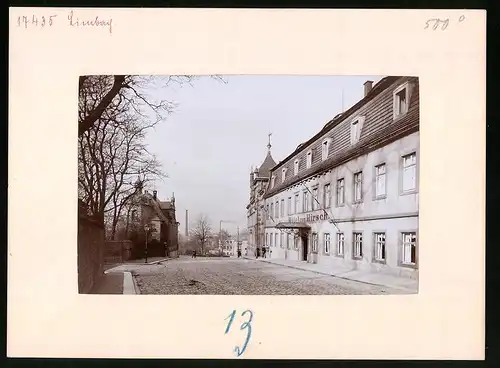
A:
[225, 309, 253, 357]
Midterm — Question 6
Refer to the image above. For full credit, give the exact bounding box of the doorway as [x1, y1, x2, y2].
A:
[301, 234, 308, 261]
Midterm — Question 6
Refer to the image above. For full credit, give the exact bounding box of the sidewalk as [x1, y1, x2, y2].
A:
[89, 269, 140, 295]
[245, 256, 418, 293]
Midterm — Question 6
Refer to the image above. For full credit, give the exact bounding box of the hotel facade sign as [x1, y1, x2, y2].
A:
[286, 212, 330, 224]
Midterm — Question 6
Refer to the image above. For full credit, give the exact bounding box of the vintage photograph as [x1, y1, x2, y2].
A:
[78, 75, 419, 295]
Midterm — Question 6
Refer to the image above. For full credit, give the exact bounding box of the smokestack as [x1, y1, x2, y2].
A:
[364, 80, 373, 97]
[185, 209, 188, 236]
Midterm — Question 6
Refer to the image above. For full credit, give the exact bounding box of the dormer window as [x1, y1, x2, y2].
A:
[350, 116, 365, 145]
[294, 159, 300, 175]
[393, 82, 410, 120]
[271, 175, 276, 188]
[306, 150, 312, 169]
[322, 138, 331, 161]
[281, 167, 287, 182]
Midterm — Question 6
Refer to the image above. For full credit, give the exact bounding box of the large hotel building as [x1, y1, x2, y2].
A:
[247, 76, 419, 279]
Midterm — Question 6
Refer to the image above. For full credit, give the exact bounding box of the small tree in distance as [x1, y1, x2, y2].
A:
[190, 214, 213, 255]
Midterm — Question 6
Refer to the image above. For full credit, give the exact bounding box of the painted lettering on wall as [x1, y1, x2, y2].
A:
[287, 212, 329, 223]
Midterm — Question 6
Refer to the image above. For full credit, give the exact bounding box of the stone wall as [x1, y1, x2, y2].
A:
[104, 240, 133, 264]
[78, 201, 104, 294]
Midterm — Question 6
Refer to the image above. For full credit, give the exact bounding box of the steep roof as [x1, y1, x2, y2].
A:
[258, 151, 276, 178]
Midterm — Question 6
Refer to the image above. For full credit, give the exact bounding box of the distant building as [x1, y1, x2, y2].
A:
[246, 135, 276, 257]
[252, 76, 419, 280]
[129, 181, 180, 258]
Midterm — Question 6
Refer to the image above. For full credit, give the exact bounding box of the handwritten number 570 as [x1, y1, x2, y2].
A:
[225, 309, 253, 357]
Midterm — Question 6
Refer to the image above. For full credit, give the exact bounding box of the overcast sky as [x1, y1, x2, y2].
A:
[145, 75, 383, 235]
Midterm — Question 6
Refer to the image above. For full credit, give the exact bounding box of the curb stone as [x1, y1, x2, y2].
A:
[243, 256, 412, 293]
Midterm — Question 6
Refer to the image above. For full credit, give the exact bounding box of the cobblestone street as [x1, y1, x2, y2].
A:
[133, 256, 404, 295]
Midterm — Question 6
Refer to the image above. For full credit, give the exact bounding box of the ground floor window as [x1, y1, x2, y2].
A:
[270, 233, 273, 247]
[275, 233, 279, 248]
[401, 232, 417, 265]
[324, 233, 330, 254]
[294, 236, 299, 250]
[280, 233, 285, 248]
[265, 233, 269, 247]
[336, 233, 344, 256]
[287, 234, 291, 249]
[353, 232, 363, 259]
[312, 233, 318, 253]
[374, 232, 386, 262]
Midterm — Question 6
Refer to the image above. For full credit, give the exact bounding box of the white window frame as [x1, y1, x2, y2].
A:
[324, 183, 331, 208]
[322, 138, 331, 161]
[353, 232, 363, 259]
[336, 178, 345, 206]
[401, 152, 417, 194]
[374, 232, 386, 262]
[312, 233, 318, 253]
[294, 159, 300, 175]
[350, 116, 365, 145]
[275, 201, 279, 218]
[282, 167, 287, 182]
[265, 233, 269, 246]
[353, 171, 363, 203]
[280, 232, 285, 248]
[294, 193, 299, 214]
[280, 199, 285, 217]
[287, 234, 291, 249]
[271, 175, 276, 188]
[294, 236, 299, 250]
[374, 163, 387, 199]
[306, 150, 312, 169]
[275, 233, 279, 248]
[287, 197, 292, 216]
[401, 231, 417, 266]
[336, 233, 345, 257]
[393, 82, 410, 120]
[312, 187, 319, 210]
[269, 233, 273, 247]
[324, 233, 331, 255]
[302, 191, 309, 212]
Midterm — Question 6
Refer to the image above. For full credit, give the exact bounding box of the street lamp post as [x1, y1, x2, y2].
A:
[144, 224, 150, 264]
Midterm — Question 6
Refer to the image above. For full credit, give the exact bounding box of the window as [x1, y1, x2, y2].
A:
[336, 233, 345, 256]
[323, 184, 331, 208]
[280, 199, 285, 217]
[294, 236, 299, 250]
[270, 233, 273, 247]
[266, 233, 269, 246]
[322, 139, 331, 160]
[402, 152, 417, 193]
[353, 232, 363, 259]
[312, 187, 319, 210]
[375, 164, 386, 198]
[336, 178, 345, 206]
[312, 233, 318, 252]
[306, 151, 312, 168]
[324, 233, 331, 254]
[281, 233, 285, 248]
[275, 233, 279, 248]
[271, 175, 276, 188]
[282, 167, 287, 182]
[353, 171, 363, 202]
[393, 83, 410, 119]
[275, 201, 279, 218]
[294, 193, 299, 214]
[270, 203, 274, 219]
[294, 159, 300, 175]
[350, 116, 365, 145]
[287, 234, 290, 249]
[402, 232, 417, 265]
[266, 204, 270, 219]
[302, 191, 309, 212]
[287, 197, 292, 215]
[374, 232, 386, 262]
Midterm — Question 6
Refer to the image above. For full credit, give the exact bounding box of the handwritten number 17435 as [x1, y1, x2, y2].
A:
[225, 309, 253, 357]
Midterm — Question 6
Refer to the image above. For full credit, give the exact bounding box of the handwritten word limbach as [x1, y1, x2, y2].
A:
[68, 10, 113, 34]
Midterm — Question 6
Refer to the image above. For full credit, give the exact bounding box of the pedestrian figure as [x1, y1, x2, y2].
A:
[237, 249, 241, 258]
[262, 247, 267, 258]
[192, 250, 197, 259]
[256, 247, 261, 259]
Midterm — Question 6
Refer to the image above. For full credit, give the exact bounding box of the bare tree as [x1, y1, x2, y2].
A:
[78, 75, 227, 136]
[190, 214, 213, 255]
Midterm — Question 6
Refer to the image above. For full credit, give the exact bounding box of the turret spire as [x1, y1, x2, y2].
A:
[267, 131, 272, 152]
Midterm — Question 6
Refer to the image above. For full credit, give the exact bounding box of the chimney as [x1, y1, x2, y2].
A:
[364, 80, 373, 97]
[185, 209, 188, 236]
[152, 190, 157, 200]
